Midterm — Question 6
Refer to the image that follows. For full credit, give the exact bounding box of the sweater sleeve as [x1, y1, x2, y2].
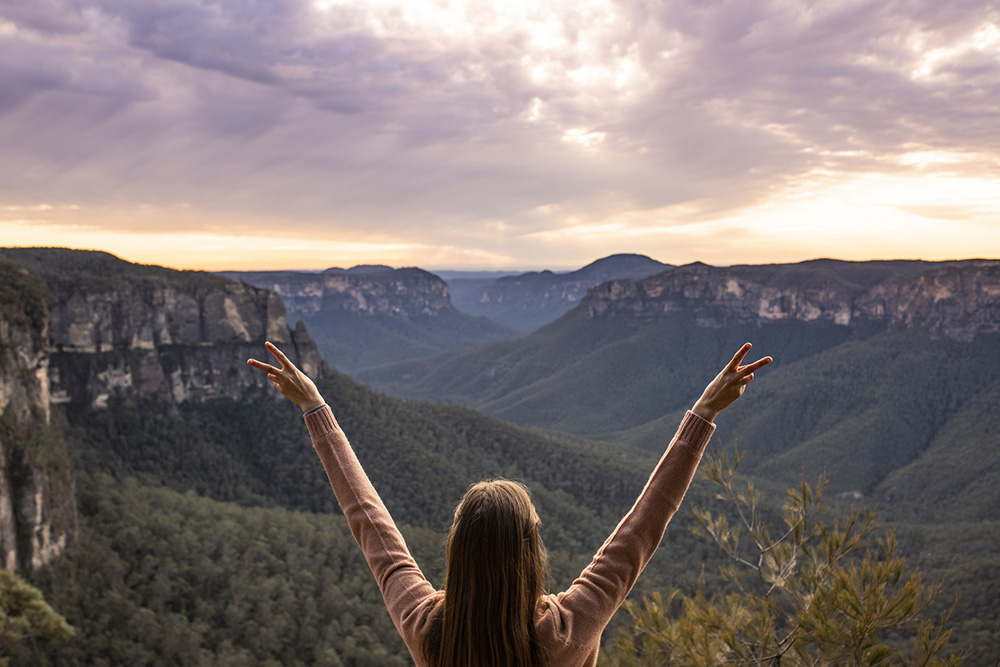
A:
[545, 410, 715, 643]
[304, 406, 438, 646]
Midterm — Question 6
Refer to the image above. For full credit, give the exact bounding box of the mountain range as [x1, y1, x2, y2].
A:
[446, 253, 673, 332]
[0, 247, 713, 664]
[0, 247, 996, 664]
[356, 258, 1000, 518]
[223, 253, 676, 371]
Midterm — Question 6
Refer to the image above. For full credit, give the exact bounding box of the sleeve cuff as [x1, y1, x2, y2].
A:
[678, 410, 716, 453]
[304, 404, 339, 440]
[303, 403, 328, 417]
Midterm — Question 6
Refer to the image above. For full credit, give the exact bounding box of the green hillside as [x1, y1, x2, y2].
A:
[356, 310, 859, 436]
[355, 275, 999, 527]
[65, 366, 663, 550]
[715, 331, 1000, 500]
[304, 307, 515, 373]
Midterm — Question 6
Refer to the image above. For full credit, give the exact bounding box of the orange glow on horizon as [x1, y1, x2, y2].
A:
[3, 168, 998, 272]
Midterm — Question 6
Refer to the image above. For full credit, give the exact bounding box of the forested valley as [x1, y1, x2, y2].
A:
[1, 249, 997, 665]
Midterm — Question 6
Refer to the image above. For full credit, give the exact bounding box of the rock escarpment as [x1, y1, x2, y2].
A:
[0, 249, 323, 410]
[584, 259, 1000, 341]
[0, 261, 74, 571]
[223, 266, 451, 320]
[0, 248, 328, 570]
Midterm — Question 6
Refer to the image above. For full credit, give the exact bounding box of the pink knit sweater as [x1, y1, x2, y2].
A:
[305, 406, 715, 666]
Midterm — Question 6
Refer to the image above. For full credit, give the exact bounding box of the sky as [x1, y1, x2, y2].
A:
[1, 0, 999, 272]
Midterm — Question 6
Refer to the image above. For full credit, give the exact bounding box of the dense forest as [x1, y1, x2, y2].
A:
[10, 366, 993, 664]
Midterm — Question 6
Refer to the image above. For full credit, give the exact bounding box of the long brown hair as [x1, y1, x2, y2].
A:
[423, 479, 549, 667]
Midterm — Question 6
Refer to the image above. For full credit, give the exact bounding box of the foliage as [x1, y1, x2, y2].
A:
[0, 247, 229, 296]
[22, 474, 424, 666]
[0, 259, 49, 351]
[604, 449, 963, 666]
[0, 570, 73, 666]
[61, 370, 657, 560]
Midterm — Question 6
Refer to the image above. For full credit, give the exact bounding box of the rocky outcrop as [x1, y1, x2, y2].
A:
[224, 266, 517, 372]
[0, 248, 333, 571]
[584, 260, 1000, 341]
[855, 261, 1000, 341]
[0, 262, 74, 572]
[0, 248, 323, 410]
[46, 278, 321, 410]
[223, 267, 451, 320]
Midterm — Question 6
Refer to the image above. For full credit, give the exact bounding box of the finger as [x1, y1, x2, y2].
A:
[265, 341, 293, 369]
[742, 356, 773, 374]
[247, 358, 281, 374]
[728, 343, 752, 371]
[739, 372, 755, 385]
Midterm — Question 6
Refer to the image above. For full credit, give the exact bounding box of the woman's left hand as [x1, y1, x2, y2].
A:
[691, 343, 772, 423]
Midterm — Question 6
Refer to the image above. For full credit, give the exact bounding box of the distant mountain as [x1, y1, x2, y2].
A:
[446, 253, 673, 332]
[356, 258, 1000, 515]
[222, 266, 516, 372]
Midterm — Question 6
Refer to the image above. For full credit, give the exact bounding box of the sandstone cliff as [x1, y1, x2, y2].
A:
[223, 266, 452, 320]
[0, 249, 323, 410]
[0, 261, 74, 572]
[584, 259, 1000, 341]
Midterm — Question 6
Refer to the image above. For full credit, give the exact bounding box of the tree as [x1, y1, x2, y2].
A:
[0, 570, 74, 666]
[604, 449, 962, 667]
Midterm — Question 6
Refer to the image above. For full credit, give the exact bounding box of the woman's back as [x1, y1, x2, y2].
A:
[303, 405, 715, 666]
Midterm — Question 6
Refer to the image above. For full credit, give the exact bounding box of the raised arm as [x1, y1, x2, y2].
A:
[247, 343, 437, 645]
[543, 344, 772, 646]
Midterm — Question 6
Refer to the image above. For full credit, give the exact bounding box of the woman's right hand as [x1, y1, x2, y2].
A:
[691, 343, 772, 423]
[247, 341, 326, 413]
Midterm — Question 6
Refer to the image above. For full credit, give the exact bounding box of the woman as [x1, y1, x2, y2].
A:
[248, 341, 771, 667]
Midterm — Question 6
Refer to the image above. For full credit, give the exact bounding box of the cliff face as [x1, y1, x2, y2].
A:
[0, 247, 326, 403]
[42, 272, 322, 410]
[584, 260, 1000, 341]
[223, 267, 451, 320]
[0, 248, 330, 571]
[0, 262, 74, 572]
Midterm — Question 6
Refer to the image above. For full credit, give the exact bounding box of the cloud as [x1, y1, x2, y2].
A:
[0, 0, 997, 261]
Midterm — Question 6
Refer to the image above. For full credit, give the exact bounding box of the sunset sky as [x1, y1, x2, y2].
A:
[2, 0, 998, 271]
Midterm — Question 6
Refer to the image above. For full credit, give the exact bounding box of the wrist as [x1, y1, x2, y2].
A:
[299, 396, 326, 414]
[691, 401, 718, 423]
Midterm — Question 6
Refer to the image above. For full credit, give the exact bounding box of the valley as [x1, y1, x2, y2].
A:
[0, 247, 996, 664]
